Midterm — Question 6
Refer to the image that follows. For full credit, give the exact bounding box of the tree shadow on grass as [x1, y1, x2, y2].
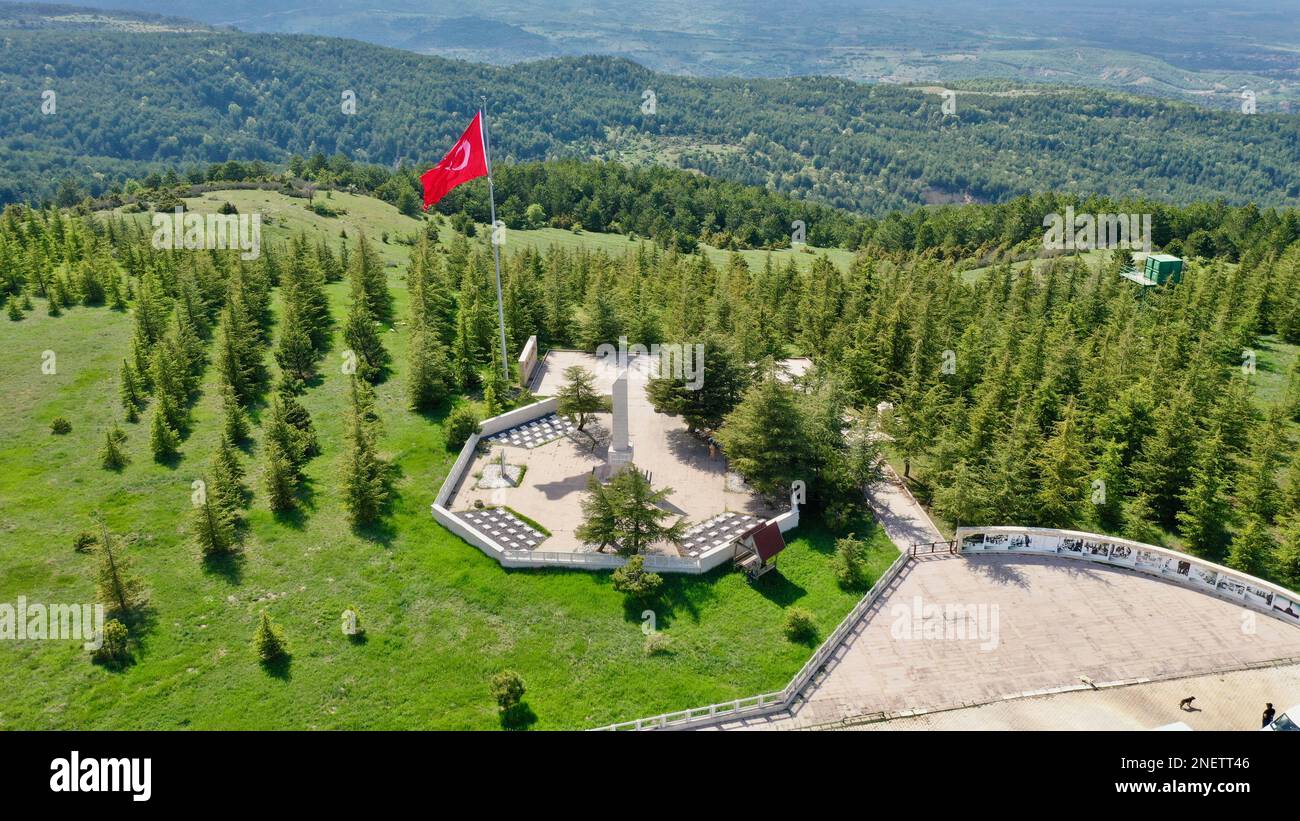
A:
[500, 702, 537, 731]
[261, 653, 292, 681]
[749, 570, 807, 607]
[202, 549, 245, 585]
[272, 504, 309, 530]
[353, 517, 398, 546]
[414, 403, 454, 427]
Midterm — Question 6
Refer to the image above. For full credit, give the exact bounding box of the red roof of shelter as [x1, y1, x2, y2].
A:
[740, 521, 786, 562]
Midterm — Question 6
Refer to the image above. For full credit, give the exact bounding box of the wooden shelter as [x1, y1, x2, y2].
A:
[733, 520, 787, 580]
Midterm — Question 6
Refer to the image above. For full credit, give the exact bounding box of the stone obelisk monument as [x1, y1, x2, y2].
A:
[607, 369, 634, 469]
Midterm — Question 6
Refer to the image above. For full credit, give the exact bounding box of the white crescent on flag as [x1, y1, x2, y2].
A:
[448, 140, 471, 171]
[421, 111, 489, 210]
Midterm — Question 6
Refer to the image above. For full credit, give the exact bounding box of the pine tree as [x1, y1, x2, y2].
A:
[263, 441, 298, 514]
[715, 369, 813, 500]
[192, 491, 235, 558]
[933, 459, 991, 528]
[555, 365, 610, 431]
[220, 380, 249, 444]
[1227, 516, 1276, 578]
[95, 523, 144, 620]
[210, 434, 248, 517]
[1034, 400, 1088, 528]
[253, 611, 288, 662]
[342, 377, 388, 527]
[347, 233, 392, 323]
[406, 326, 452, 411]
[1176, 428, 1234, 560]
[5, 294, 22, 321]
[1131, 389, 1198, 528]
[343, 283, 388, 383]
[1238, 408, 1286, 524]
[450, 304, 480, 390]
[119, 359, 143, 422]
[275, 296, 318, 389]
[1275, 516, 1300, 590]
[148, 407, 179, 462]
[99, 427, 127, 471]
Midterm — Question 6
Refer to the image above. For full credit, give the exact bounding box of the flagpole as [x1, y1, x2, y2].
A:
[480, 97, 511, 383]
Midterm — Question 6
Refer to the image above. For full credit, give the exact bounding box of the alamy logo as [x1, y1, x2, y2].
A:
[0, 598, 103, 650]
[890, 595, 999, 651]
[595, 335, 705, 390]
[1042, 207, 1151, 253]
[151, 207, 262, 260]
[50, 751, 151, 802]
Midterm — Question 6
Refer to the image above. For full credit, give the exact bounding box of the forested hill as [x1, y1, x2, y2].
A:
[3, 23, 1300, 212]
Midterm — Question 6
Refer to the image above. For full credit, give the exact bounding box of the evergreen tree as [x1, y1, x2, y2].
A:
[275, 297, 318, 389]
[342, 377, 389, 527]
[99, 427, 127, 470]
[263, 441, 298, 514]
[1275, 516, 1300, 590]
[148, 407, 179, 461]
[450, 304, 481, 390]
[1227, 515, 1276, 579]
[1034, 400, 1088, 528]
[192, 491, 236, 558]
[646, 336, 749, 432]
[220, 380, 250, 444]
[407, 326, 453, 411]
[95, 523, 144, 620]
[1176, 428, 1234, 559]
[555, 365, 609, 430]
[253, 611, 288, 662]
[343, 283, 388, 383]
[210, 434, 248, 517]
[119, 359, 143, 423]
[716, 369, 813, 501]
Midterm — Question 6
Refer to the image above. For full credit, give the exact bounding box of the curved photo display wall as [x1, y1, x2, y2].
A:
[956, 526, 1300, 627]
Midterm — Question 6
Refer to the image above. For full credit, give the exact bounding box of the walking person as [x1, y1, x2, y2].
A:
[1263, 703, 1276, 728]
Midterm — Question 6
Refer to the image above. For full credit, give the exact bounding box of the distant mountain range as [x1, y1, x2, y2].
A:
[2, 3, 1298, 213]
[5, 0, 1298, 110]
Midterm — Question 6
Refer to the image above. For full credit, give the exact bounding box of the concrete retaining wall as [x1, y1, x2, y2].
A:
[956, 525, 1300, 627]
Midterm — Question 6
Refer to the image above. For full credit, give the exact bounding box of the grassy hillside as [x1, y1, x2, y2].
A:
[127, 187, 857, 274]
[0, 191, 895, 730]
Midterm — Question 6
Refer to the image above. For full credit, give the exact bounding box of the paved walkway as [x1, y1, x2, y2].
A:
[843, 662, 1300, 731]
[694, 472, 1300, 730]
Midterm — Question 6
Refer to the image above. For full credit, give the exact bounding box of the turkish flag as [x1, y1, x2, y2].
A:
[420, 111, 489, 210]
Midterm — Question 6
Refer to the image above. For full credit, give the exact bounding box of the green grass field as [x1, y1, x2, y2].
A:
[157, 188, 856, 275]
[0, 192, 895, 730]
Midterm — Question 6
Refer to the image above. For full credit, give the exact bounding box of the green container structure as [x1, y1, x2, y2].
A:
[1143, 254, 1183, 285]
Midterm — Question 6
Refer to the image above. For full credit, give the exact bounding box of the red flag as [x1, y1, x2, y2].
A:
[420, 111, 489, 210]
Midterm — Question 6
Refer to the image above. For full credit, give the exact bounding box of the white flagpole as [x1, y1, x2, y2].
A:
[480, 97, 511, 382]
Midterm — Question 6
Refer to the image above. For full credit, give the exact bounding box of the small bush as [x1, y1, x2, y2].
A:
[783, 607, 818, 643]
[833, 534, 871, 590]
[643, 631, 673, 657]
[217, 201, 238, 215]
[253, 611, 288, 662]
[73, 531, 97, 553]
[50, 417, 72, 435]
[445, 406, 481, 450]
[612, 555, 663, 600]
[92, 619, 131, 667]
[490, 670, 525, 711]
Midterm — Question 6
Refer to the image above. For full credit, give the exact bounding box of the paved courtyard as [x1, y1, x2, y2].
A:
[844, 662, 1300, 731]
[447, 350, 777, 553]
[709, 551, 1300, 730]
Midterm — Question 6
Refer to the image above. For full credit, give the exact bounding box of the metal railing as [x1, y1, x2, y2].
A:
[591, 550, 911, 730]
[909, 540, 956, 557]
